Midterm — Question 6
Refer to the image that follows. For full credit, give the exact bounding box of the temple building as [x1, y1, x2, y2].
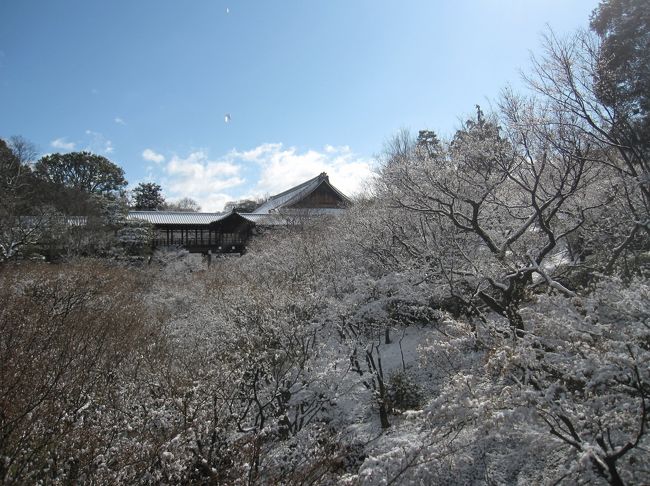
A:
[127, 172, 350, 254]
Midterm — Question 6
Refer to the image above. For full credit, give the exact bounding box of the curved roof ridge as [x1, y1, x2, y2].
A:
[266, 172, 326, 201]
[129, 210, 224, 215]
[254, 173, 344, 214]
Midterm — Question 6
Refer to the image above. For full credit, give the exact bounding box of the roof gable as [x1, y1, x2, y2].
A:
[209, 211, 255, 231]
[126, 173, 351, 226]
[254, 173, 350, 214]
[127, 210, 287, 227]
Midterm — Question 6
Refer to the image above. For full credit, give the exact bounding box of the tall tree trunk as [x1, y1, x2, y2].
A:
[366, 346, 391, 429]
[605, 458, 625, 486]
[506, 303, 525, 338]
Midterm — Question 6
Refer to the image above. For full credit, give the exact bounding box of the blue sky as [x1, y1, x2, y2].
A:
[1, 0, 599, 210]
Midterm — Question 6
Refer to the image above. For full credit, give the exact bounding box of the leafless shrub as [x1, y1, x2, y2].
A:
[0, 261, 157, 484]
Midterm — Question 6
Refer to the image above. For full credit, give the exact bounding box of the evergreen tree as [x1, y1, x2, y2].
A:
[132, 182, 166, 210]
[34, 151, 127, 196]
[591, 0, 650, 142]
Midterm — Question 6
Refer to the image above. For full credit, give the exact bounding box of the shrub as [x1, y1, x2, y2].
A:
[386, 369, 423, 413]
[0, 261, 156, 484]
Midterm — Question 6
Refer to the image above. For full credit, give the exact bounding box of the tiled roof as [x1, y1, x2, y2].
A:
[19, 215, 88, 227]
[238, 213, 286, 225]
[253, 172, 350, 214]
[127, 173, 350, 226]
[66, 216, 88, 226]
[127, 211, 226, 225]
[127, 211, 288, 226]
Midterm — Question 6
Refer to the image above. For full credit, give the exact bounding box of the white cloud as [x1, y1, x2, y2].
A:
[142, 143, 373, 212]
[324, 144, 350, 154]
[50, 137, 76, 151]
[236, 143, 284, 162]
[114, 117, 126, 125]
[188, 193, 232, 213]
[84, 130, 114, 155]
[232, 143, 373, 197]
[142, 148, 165, 164]
[162, 151, 244, 211]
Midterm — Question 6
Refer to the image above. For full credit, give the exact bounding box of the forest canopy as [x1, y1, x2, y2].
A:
[0, 0, 648, 485]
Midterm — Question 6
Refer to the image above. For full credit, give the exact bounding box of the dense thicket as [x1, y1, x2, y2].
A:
[0, 145, 152, 262]
[1, 1, 649, 484]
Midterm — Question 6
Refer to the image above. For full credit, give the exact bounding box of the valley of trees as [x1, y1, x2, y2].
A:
[0, 1, 648, 484]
